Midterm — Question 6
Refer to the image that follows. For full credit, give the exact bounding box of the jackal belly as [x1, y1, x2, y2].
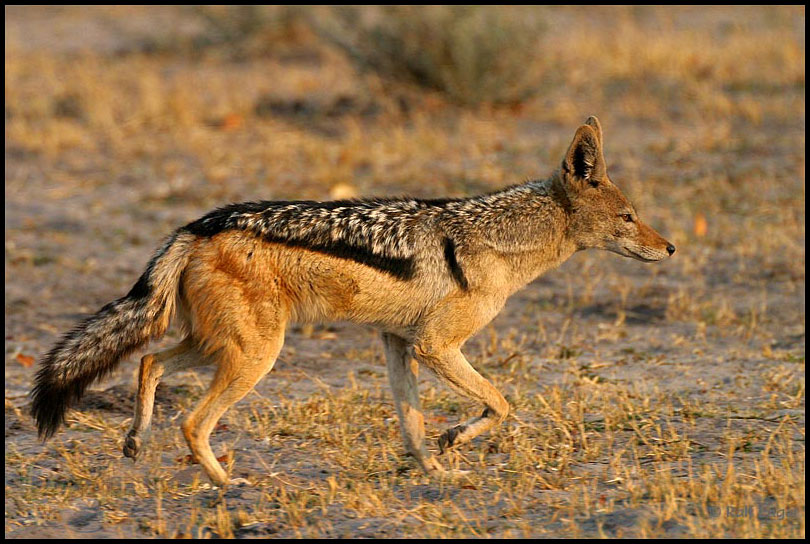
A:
[279, 254, 438, 332]
[182, 232, 446, 339]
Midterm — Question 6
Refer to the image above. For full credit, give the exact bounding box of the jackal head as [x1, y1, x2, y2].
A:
[558, 116, 675, 262]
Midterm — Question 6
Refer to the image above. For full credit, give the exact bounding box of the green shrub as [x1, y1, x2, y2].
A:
[314, 6, 546, 106]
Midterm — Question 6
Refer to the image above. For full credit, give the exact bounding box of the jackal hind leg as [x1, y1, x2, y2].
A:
[124, 337, 209, 460]
[382, 333, 444, 475]
[413, 345, 509, 455]
[181, 331, 284, 487]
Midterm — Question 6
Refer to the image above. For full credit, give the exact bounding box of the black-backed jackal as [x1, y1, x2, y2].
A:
[32, 116, 675, 486]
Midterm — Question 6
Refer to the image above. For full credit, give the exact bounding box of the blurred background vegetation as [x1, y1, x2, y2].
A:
[5, 6, 804, 201]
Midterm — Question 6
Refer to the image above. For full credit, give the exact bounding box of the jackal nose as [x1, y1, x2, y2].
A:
[666, 244, 676, 256]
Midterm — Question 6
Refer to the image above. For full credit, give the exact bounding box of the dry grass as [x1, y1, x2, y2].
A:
[4, 5, 804, 538]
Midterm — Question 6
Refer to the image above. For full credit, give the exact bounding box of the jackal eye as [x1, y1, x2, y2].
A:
[620, 213, 634, 223]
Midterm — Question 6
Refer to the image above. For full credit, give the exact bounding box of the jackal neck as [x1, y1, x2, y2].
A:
[443, 178, 573, 252]
[438, 176, 577, 293]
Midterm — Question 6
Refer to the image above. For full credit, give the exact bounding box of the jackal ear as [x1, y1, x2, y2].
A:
[562, 125, 605, 183]
[584, 116, 603, 147]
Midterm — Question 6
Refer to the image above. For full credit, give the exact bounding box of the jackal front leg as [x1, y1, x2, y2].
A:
[382, 333, 444, 474]
[412, 344, 509, 454]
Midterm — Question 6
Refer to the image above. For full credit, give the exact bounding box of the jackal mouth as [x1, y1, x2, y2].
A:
[623, 246, 665, 262]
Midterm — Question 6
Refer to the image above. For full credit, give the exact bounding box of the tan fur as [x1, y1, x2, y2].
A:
[116, 117, 676, 486]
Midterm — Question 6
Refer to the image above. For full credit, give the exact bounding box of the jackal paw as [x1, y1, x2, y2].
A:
[123, 434, 142, 460]
[424, 465, 469, 481]
[440, 468, 471, 479]
[438, 424, 466, 454]
[421, 455, 445, 475]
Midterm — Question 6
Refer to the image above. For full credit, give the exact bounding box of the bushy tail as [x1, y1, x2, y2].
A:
[31, 232, 197, 439]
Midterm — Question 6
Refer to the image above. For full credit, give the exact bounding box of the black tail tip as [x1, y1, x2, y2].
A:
[35, 418, 61, 442]
[30, 380, 70, 441]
